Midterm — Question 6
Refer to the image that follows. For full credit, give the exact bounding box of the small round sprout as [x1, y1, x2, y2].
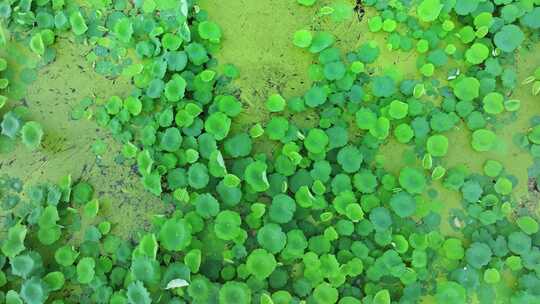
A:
[313, 282, 338, 304]
[201, 71, 217, 82]
[37, 223, 61, 245]
[371, 76, 396, 98]
[483, 268, 500, 284]
[369, 207, 392, 231]
[164, 74, 187, 102]
[309, 32, 334, 53]
[353, 170, 378, 193]
[204, 112, 231, 141]
[506, 256, 523, 271]
[30, 33, 45, 55]
[471, 129, 496, 152]
[420, 63, 434, 77]
[504, 99, 521, 112]
[345, 203, 364, 222]
[508, 231, 532, 255]
[304, 129, 329, 154]
[114, 17, 133, 43]
[244, 161, 270, 192]
[21, 277, 47, 304]
[194, 193, 219, 219]
[142, 172, 162, 196]
[219, 281, 251, 304]
[257, 223, 286, 254]
[517, 216, 539, 235]
[388, 100, 408, 119]
[1, 112, 22, 139]
[474, 12, 493, 28]
[369, 117, 390, 140]
[443, 238, 464, 260]
[69, 11, 88, 35]
[188, 163, 210, 189]
[382, 19, 397, 32]
[269, 194, 296, 224]
[224, 133, 251, 158]
[185, 148, 200, 163]
[494, 177, 513, 195]
[293, 30, 312, 48]
[356, 108, 377, 130]
[372, 289, 391, 304]
[465, 43, 489, 64]
[72, 182, 94, 205]
[76, 257, 95, 284]
[442, 20, 455, 31]
[160, 127, 182, 152]
[198, 21, 222, 42]
[417, 39, 429, 53]
[435, 281, 466, 303]
[350, 61, 364, 73]
[453, 76, 480, 101]
[266, 94, 286, 112]
[482, 92, 504, 114]
[483, 160, 503, 177]
[426, 134, 449, 157]
[265, 117, 288, 140]
[158, 218, 192, 251]
[389, 192, 416, 218]
[304, 86, 328, 107]
[21, 121, 44, 150]
[529, 125, 540, 144]
[248, 124, 264, 139]
[465, 242, 492, 269]
[323, 61, 346, 80]
[368, 16, 383, 32]
[54, 245, 79, 267]
[337, 145, 363, 173]
[184, 249, 202, 273]
[10, 254, 34, 278]
[43, 271, 65, 291]
[214, 210, 242, 241]
[417, 0, 442, 22]
[399, 167, 426, 194]
[223, 173, 241, 187]
[494, 24, 524, 53]
[161, 33, 182, 51]
[105, 96, 122, 115]
[127, 281, 151, 304]
[393, 123, 414, 143]
[188, 276, 213, 302]
[246, 249, 276, 280]
[216, 95, 242, 117]
[431, 165, 446, 180]
[445, 44, 456, 55]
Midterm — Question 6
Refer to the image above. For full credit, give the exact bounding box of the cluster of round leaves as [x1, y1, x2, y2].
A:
[0, 34, 45, 153]
[0, 175, 105, 304]
[0, 109, 44, 153]
[367, 0, 540, 151]
[87, 0, 539, 302]
[0, 59, 44, 154]
[2, 0, 540, 302]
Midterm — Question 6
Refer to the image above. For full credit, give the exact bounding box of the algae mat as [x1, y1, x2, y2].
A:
[2, 0, 539, 239]
[0, 38, 162, 239]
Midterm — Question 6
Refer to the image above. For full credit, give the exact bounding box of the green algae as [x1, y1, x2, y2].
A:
[0, 39, 162, 239]
[0, 0, 539, 302]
